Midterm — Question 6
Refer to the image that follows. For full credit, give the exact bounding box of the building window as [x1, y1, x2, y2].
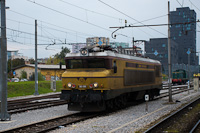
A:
[179, 31, 182, 36]
[152, 48, 154, 51]
[176, 24, 180, 28]
[162, 44, 166, 47]
[187, 27, 191, 30]
[173, 37, 176, 40]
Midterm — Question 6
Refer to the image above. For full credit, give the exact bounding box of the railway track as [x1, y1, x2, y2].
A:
[144, 96, 200, 133]
[6, 93, 68, 114]
[2, 112, 100, 133]
[158, 87, 192, 99]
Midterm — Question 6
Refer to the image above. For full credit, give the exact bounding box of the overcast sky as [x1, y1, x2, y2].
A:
[6, 0, 200, 59]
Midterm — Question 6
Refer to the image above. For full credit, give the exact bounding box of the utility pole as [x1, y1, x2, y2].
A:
[168, 1, 173, 102]
[34, 20, 39, 95]
[0, 0, 10, 121]
[187, 48, 191, 94]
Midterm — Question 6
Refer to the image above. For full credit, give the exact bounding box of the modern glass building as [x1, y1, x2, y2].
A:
[7, 50, 18, 60]
[170, 7, 197, 65]
[145, 7, 198, 75]
[145, 38, 179, 74]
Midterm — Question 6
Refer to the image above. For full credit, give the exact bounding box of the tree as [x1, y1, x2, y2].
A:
[29, 72, 45, 81]
[29, 58, 35, 64]
[46, 56, 55, 65]
[54, 47, 70, 64]
[46, 47, 70, 65]
[8, 58, 25, 73]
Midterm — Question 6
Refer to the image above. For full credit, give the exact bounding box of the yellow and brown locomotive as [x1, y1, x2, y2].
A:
[60, 46, 162, 112]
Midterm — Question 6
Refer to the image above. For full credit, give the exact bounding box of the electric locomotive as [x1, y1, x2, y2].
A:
[60, 46, 162, 112]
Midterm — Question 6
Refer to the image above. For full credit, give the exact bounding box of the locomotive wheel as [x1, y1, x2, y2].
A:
[118, 96, 125, 108]
[121, 95, 127, 107]
[97, 100, 105, 108]
[114, 98, 121, 110]
[106, 99, 114, 111]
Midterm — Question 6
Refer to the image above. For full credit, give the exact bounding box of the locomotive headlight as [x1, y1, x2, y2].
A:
[93, 83, 98, 88]
[68, 83, 72, 88]
[80, 48, 88, 56]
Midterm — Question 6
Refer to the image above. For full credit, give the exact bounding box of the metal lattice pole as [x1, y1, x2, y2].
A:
[168, 1, 173, 102]
[0, 0, 10, 121]
[34, 20, 39, 95]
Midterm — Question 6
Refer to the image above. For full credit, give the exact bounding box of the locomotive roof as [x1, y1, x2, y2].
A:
[65, 51, 161, 65]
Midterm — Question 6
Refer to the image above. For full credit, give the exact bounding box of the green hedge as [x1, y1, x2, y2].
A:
[7, 81, 62, 98]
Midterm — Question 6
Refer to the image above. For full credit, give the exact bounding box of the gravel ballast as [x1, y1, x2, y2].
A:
[0, 89, 199, 132]
[0, 104, 77, 132]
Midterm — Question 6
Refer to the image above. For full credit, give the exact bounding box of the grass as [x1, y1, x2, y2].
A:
[7, 81, 62, 98]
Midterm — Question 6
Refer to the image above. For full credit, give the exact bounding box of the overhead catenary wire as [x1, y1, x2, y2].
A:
[26, 0, 130, 39]
[98, 0, 167, 37]
[6, 27, 69, 42]
[7, 33, 50, 43]
[131, 14, 168, 25]
[7, 17, 91, 40]
[6, 27, 79, 50]
[188, 0, 200, 12]
[58, 0, 124, 21]
[176, 0, 183, 7]
[6, 27, 65, 39]
[8, 10, 96, 37]
[7, 38, 66, 52]
[110, 20, 200, 28]
[185, 0, 200, 35]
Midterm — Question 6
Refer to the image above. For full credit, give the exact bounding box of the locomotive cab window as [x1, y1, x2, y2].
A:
[66, 59, 111, 69]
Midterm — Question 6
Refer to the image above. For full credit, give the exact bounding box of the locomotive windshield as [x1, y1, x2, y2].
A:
[67, 59, 107, 69]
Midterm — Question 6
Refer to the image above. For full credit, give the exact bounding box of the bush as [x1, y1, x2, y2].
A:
[29, 72, 45, 81]
[20, 70, 27, 79]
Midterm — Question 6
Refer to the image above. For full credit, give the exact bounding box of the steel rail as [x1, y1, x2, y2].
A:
[189, 119, 200, 133]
